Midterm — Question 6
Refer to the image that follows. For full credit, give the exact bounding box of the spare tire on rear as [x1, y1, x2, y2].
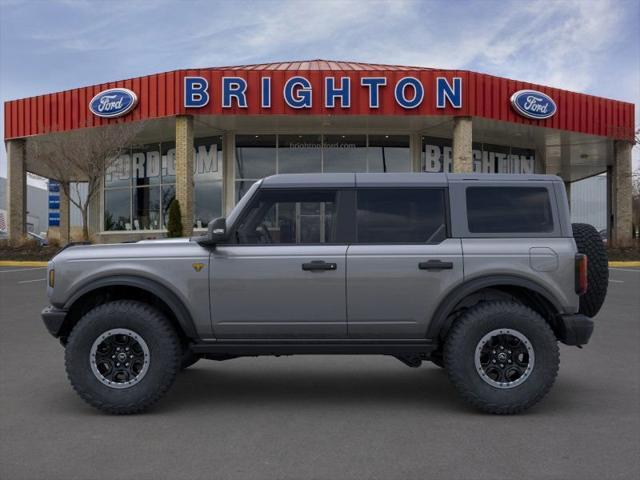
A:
[572, 223, 608, 317]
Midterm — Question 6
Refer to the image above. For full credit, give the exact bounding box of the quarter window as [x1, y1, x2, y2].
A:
[466, 187, 554, 233]
[235, 189, 337, 244]
[356, 189, 447, 244]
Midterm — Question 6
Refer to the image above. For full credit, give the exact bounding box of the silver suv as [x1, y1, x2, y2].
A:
[42, 173, 608, 414]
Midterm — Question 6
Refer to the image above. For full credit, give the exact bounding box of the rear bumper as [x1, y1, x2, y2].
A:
[41, 306, 68, 338]
[557, 313, 594, 346]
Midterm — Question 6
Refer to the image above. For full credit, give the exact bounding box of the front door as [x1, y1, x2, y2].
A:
[210, 188, 348, 338]
[346, 187, 463, 338]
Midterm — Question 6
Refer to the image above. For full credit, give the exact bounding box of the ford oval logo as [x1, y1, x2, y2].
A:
[510, 89, 556, 120]
[89, 88, 138, 118]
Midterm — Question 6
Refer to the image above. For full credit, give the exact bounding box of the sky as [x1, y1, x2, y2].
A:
[1, 0, 638, 182]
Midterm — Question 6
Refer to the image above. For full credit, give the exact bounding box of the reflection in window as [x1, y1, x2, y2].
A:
[278, 134, 322, 173]
[466, 187, 553, 233]
[103, 137, 223, 232]
[323, 134, 367, 173]
[357, 189, 446, 244]
[236, 190, 337, 244]
[235, 135, 276, 180]
[104, 188, 131, 231]
[367, 135, 411, 172]
[194, 136, 223, 228]
[132, 186, 160, 230]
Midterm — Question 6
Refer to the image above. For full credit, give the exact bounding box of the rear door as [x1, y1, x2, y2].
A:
[346, 187, 463, 338]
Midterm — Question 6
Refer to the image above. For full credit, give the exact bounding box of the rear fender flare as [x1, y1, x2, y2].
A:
[426, 275, 564, 340]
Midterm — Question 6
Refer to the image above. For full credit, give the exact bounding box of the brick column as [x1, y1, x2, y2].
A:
[611, 141, 633, 247]
[59, 182, 70, 245]
[175, 115, 194, 236]
[452, 117, 473, 173]
[222, 133, 235, 215]
[6, 139, 27, 243]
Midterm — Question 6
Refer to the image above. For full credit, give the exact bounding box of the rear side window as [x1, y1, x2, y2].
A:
[356, 188, 447, 243]
[466, 187, 554, 233]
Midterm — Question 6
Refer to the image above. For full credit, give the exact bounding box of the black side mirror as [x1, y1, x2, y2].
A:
[208, 217, 227, 243]
[196, 217, 227, 247]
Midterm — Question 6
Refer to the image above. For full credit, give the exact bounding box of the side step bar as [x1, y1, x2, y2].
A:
[190, 340, 437, 356]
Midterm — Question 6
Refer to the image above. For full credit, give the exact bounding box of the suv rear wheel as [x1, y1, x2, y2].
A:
[65, 300, 181, 414]
[444, 301, 559, 414]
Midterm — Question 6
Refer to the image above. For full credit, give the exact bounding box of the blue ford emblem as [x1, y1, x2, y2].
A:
[510, 90, 556, 120]
[89, 88, 138, 118]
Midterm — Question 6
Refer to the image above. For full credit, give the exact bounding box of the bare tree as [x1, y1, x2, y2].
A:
[27, 121, 145, 240]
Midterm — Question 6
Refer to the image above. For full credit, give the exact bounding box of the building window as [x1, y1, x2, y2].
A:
[194, 136, 223, 228]
[234, 134, 411, 202]
[422, 136, 536, 174]
[367, 135, 411, 172]
[103, 136, 223, 231]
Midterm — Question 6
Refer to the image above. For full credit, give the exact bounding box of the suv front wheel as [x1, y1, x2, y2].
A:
[65, 300, 182, 414]
[444, 301, 559, 414]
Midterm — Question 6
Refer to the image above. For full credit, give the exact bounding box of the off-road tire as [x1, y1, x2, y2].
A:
[572, 222, 608, 317]
[65, 300, 181, 414]
[444, 301, 559, 414]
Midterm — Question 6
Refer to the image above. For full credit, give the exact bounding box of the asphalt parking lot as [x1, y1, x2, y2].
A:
[1, 266, 639, 480]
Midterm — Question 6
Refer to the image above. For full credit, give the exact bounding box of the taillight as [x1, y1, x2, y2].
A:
[575, 254, 588, 295]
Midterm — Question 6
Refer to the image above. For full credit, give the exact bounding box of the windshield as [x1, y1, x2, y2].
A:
[226, 180, 262, 229]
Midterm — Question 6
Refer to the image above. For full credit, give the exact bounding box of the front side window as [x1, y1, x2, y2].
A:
[466, 187, 554, 233]
[356, 189, 447, 244]
[235, 189, 337, 244]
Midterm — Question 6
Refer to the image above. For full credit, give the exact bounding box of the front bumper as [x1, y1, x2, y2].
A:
[557, 313, 594, 346]
[41, 306, 68, 338]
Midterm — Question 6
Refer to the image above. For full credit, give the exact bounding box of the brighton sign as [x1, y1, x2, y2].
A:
[89, 88, 138, 118]
[510, 89, 557, 120]
[183, 75, 463, 110]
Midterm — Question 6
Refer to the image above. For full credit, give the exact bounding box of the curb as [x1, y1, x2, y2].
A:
[608, 261, 640, 267]
[0, 261, 49, 267]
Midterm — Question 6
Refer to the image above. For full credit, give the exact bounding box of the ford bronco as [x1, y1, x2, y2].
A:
[41, 173, 608, 414]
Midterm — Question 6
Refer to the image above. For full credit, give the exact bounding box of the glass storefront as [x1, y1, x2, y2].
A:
[104, 136, 222, 231]
[235, 134, 411, 202]
[422, 136, 536, 174]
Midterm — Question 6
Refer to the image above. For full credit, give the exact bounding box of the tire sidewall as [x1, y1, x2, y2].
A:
[445, 303, 559, 410]
[65, 301, 180, 409]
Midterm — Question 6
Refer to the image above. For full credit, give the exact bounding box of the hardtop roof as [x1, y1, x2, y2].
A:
[260, 173, 562, 188]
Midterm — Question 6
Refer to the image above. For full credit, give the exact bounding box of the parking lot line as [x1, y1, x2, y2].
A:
[609, 267, 640, 273]
[17, 278, 46, 284]
[0, 267, 47, 273]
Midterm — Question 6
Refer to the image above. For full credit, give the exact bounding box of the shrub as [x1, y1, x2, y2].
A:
[167, 199, 183, 238]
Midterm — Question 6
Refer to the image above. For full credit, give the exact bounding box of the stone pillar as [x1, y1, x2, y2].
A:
[611, 141, 633, 247]
[6, 139, 27, 243]
[223, 133, 236, 215]
[175, 115, 194, 236]
[452, 117, 473, 173]
[410, 133, 422, 172]
[59, 182, 70, 246]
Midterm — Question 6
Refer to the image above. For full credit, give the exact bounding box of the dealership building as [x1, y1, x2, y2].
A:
[3, 60, 636, 245]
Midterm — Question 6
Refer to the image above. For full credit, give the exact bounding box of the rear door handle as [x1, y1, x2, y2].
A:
[418, 260, 453, 270]
[302, 260, 337, 272]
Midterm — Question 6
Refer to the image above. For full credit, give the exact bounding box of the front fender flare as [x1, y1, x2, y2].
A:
[63, 274, 198, 338]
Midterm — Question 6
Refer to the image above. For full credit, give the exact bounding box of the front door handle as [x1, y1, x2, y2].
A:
[419, 260, 454, 271]
[302, 260, 337, 272]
